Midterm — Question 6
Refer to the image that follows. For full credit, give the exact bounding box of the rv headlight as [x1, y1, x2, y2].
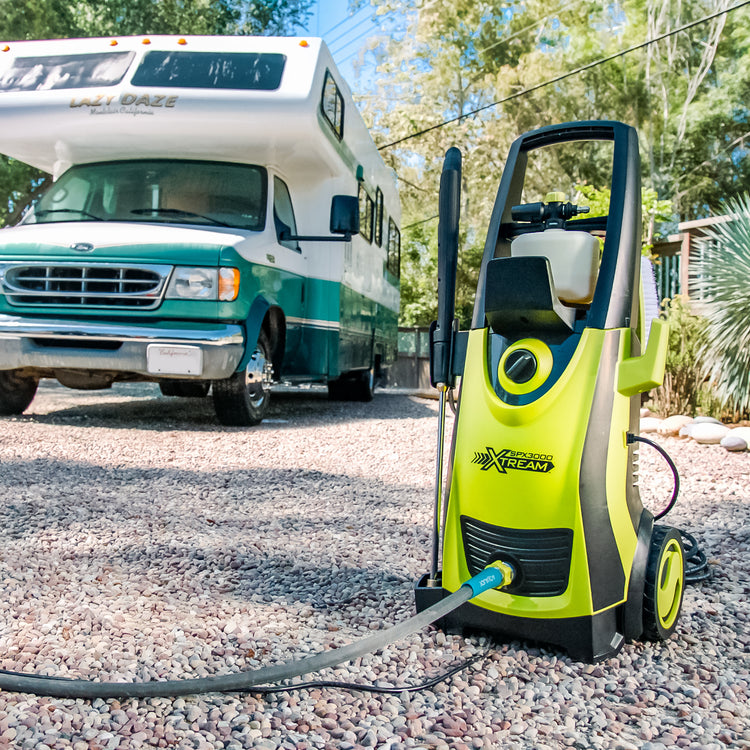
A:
[166, 267, 218, 299]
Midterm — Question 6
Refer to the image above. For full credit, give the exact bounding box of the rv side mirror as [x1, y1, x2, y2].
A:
[330, 195, 359, 236]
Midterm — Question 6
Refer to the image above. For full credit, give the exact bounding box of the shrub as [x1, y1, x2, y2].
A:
[648, 295, 711, 417]
[690, 193, 750, 417]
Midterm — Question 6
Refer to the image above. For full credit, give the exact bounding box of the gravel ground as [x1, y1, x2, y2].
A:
[0, 381, 747, 750]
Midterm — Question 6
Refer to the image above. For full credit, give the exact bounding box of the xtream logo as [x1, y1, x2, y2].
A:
[472, 447, 555, 474]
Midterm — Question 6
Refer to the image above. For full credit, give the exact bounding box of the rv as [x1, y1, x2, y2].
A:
[0, 35, 400, 425]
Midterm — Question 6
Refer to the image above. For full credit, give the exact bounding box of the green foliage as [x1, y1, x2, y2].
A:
[690, 193, 750, 415]
[0, 159, 47, 226]
[399, 220, 438, 327]
[0, 0, 312, 39]
[648, 295, 710, 417]
[360, 0, 750, 326]
[575, 184, 672, 253]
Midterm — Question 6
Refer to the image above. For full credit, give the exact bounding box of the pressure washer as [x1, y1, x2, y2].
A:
[0, 121, 697, 699]
[416, 120, 688, 662]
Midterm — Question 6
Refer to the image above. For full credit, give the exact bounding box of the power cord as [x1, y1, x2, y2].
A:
[628, 433, 710, 584]
[243, 650, 489, 695]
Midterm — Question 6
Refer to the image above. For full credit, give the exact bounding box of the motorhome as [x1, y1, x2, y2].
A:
[0, 35, 400, 425]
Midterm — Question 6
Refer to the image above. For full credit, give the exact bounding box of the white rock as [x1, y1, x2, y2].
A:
[721, 435, 748, 452]
[640, 417, 663, 433]
[689, 422, 730, 445]
[692, 415, 723, 425]
[657, 415, 693, 436]
[726, 426, 750, 444]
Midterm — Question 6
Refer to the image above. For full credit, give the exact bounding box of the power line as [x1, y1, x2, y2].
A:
[474, 0, 584, 58]
[326, 10, 377, 48]
[319, 5, 372, 38]
[379, 0, 750, 151]
[330, 21, 381, 58]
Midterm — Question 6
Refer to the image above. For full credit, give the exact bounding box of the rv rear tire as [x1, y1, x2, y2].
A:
[327, 368, 374, 402]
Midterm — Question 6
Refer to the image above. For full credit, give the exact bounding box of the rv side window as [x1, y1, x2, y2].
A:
[273, 177, 300, 251]
[359, 186, 374, 243]
[387, 219, 401, 278]
[321, 71, 344, 140]
[374, 188, 384, 247]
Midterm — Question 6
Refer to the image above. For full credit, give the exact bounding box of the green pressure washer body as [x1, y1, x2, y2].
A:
[415, 121, 686, 663]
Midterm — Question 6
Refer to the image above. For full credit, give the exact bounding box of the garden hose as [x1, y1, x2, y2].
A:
[0, 564, 514, 699]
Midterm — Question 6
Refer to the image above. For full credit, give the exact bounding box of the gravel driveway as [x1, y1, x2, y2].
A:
[0, 382, 747, 750]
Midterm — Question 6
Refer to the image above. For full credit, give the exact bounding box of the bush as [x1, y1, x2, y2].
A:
[690, 193, 750, 417]
[648, 295, 711, 416]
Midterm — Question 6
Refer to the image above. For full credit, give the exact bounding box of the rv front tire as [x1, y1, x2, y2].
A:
[212, 331, 272, 426]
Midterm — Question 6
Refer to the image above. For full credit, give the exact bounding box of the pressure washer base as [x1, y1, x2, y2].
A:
[416, 574, 625, 663]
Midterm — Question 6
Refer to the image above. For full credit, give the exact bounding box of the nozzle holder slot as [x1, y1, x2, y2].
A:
[484, 256, 575, 336]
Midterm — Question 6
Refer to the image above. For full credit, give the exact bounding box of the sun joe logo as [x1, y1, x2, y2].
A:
[472, 447, 555, 475]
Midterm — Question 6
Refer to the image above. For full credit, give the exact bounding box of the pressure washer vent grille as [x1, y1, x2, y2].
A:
[460, 516, 573, 597]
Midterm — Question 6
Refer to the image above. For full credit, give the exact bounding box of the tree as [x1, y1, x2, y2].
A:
[359, 0, 750, 326]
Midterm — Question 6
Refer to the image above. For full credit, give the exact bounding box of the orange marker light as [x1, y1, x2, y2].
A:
[142, 38, 151, 45]
[219, 268, 240, 301]
[110, 40, 118, 46]
[177, 38, 187, 45]
[2, 45, 9, 52]
[299, 40, 309, 47]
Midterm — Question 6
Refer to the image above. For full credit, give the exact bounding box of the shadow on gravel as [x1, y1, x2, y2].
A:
[15, 384, 437, 431]
[0, 460, 426, 612]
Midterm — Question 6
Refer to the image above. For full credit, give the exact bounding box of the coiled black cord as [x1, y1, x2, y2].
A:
[628, 433, 710, 584]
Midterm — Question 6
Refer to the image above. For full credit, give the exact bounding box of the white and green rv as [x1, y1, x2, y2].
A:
[0, 35, 400, 425]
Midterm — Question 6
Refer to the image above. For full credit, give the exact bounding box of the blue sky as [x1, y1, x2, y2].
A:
[304, 1, 381, 90]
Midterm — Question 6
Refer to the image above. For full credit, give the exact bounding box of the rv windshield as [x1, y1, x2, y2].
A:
[23, 160, 268, 231]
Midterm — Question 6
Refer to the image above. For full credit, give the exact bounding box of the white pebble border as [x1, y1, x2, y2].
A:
[0, 382, 747, 750]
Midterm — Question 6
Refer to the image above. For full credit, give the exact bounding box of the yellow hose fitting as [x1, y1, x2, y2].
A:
[485, 560, 515, 589]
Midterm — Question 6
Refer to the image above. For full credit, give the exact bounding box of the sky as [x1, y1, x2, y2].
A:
[304, 1, 382, 91]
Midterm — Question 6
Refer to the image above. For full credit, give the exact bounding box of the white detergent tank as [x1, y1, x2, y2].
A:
[511, 228, 600, 305]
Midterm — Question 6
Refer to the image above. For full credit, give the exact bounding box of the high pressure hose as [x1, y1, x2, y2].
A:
[0, 564, 514, 699]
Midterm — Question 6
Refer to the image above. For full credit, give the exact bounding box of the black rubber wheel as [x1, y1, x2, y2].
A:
[212, 330, 272, 426]
[643, 525, 685, 641]
[159, 381, 210, 398]
[327, 368, 374, 402]
[0, 370, 39, 415]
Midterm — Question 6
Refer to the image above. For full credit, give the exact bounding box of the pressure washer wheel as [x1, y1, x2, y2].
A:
[643, 525, 685, 641]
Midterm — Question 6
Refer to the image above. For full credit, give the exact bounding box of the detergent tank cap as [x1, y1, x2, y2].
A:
[544, 191, 567, 203]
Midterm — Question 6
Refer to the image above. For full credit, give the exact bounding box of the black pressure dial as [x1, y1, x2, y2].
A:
[504, 349, 538, 384]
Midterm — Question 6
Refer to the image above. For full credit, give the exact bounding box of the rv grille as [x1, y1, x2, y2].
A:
[460, 515, 574, 597]
[1, 263, 172, 309]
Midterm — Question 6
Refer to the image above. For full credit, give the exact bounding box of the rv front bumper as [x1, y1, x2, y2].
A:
[0, 314, 245, 379]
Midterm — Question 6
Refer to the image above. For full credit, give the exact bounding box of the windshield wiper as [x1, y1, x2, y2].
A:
[33, 208, 102, 221]
[130, 208, 230, 227]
